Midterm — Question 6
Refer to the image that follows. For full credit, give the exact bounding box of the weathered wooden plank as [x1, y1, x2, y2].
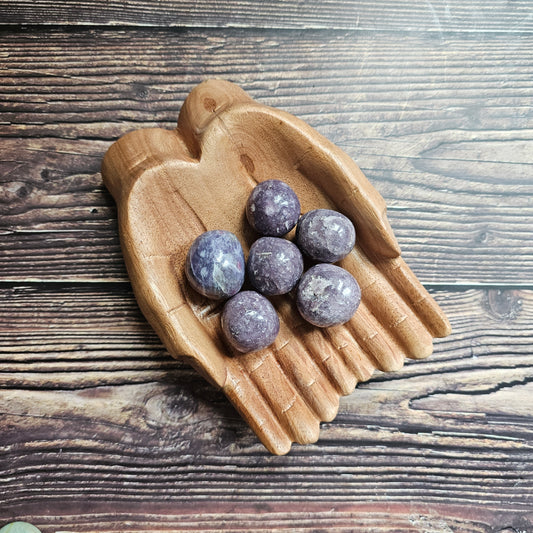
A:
[1, 2, 531, 531]
[0, 503, 528, 533]
[1, 136, 532, 285]
[2, 503, 527, 533]
[0, 285, 532, 529]
[2, 0, 533, 33]
[1, 283, 530, 380]
[3, 30, 533, 140]
[1, 30, 532, 284]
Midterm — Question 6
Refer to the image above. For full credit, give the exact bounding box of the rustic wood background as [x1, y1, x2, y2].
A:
[1, 1, 532, 531]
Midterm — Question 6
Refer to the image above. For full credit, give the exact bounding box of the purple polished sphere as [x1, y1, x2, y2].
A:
[246, 237, 304, 296]
[185, 230, 245, 300]
[296, 264, 361, 327]
[221, 291, 280, 352]
[246, 180, 301, 236]
[296, 209, 356, 263]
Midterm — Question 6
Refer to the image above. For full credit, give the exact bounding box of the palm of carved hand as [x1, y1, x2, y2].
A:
[102, 80, 451, 455]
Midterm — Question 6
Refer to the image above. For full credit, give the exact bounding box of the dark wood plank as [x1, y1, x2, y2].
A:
[1, 29, 532, 284]
[1, 283, 530, 383]
[2, 0, 533, 32]
[2, 503, 528, 533]
[0, 284, 532, 532]
[2, 1, 531, 531]
[1, 503, 529, 533]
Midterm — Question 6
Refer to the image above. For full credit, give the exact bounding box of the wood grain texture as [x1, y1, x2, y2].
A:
[0, 285, 531, 529]
[2, 0, 533, 33]
[1, 0, 532, 527]
[3, 505, 529, 533]
[1, 505, 530, 533]
[1, 30, 532, 284]
[98, 79, 450, 454]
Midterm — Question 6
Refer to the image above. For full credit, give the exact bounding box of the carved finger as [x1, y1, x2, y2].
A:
[177, 79, 253, 157]
[341, 248, 435, 361]
[274, 335, 339, 423]
[274, 303, 340, 420]
[324, 324, 376, 382]
[224, 363, 292, 455]
[274, 296, 357, 399]
[239, 349, 320, 445]
[344, 301, 405, 372]
[376, 256, 452, 340]
[299, 325, 358, 396]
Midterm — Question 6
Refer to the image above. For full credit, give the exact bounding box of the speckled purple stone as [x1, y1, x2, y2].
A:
[246, 180, 301, 237]
[221, 291, 280, 353]
[295, 209, 356, 263]
[246, 237, 304, 296]
[185, 230, 245, 300]
[296, 264, 361, 327]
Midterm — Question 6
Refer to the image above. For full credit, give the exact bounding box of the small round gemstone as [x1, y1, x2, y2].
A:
[221, 291, 280, 352]
[0, 524, 42, 533]
[246, 179, 301, 237]
[296, 264, 361, 327]
[296, 209, 356, 263]
[185, 230, 245, 300]
[246, 237, 304, 296]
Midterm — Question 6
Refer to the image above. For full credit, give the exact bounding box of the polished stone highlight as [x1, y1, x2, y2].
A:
[246, 179, 301, 236]
[296, 208, 356, 263]
[221, 291, 280, 352]
[296, 264, 361, 327]
[185, 230, 245, 299]
[247, 237, 304, 296]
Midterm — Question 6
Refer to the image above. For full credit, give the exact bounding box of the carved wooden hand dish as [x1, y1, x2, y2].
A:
[102, 79, 451, 455]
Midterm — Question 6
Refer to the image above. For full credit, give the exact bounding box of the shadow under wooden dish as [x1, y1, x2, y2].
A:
[101, 79, 451, 455]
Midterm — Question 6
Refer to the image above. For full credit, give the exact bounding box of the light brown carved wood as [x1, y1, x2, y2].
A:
[101, 79, 451, 454]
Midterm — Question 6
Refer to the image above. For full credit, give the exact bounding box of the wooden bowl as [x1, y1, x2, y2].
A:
[101, 79, 451, 455]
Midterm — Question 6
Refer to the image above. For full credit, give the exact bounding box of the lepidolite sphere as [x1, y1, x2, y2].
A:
[185, 230, 245, 299]
[221, 291, 280, 352]
[296, 209, 356, 263]
[246, 180, 301, 236]
[296, 264, 361, 327]
[247, 237, 304, 296]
